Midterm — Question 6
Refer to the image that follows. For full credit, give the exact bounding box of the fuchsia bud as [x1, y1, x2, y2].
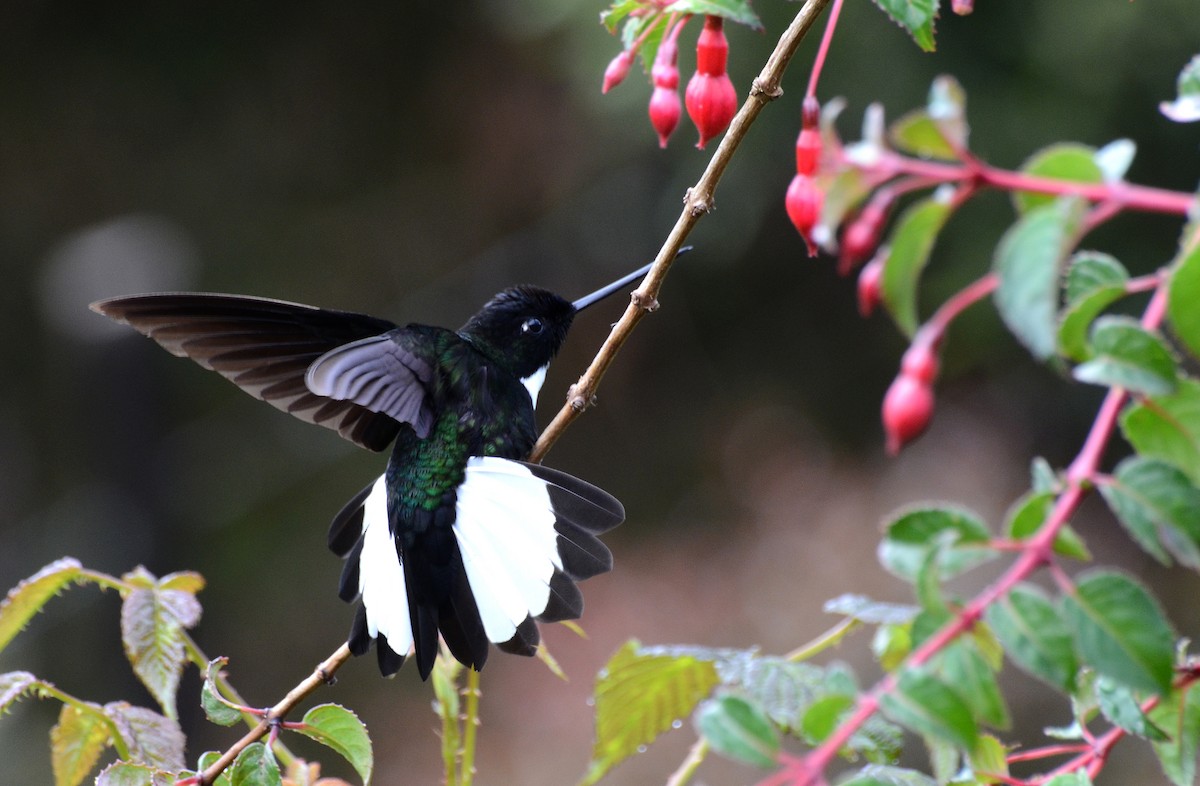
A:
[685, 16, 737, 149]
[649, 31, 681, 148]
[785, 174, 823, 256]
[795, 96, 822, 176]
[882, 374, 935, 455]
[602, 49, 634, 94]
[882, 338, 942, 454]
[952, 0, 974, 14]
[838, 202, 887, 275]
[857, 253, 884, 317]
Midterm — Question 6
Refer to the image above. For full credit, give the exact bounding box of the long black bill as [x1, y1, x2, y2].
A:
[571, 247, 691, 312]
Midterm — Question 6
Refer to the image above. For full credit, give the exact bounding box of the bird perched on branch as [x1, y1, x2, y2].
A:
[92, 263, 652, 679]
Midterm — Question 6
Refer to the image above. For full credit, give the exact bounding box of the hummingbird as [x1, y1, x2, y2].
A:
[91, 263, 652, 680]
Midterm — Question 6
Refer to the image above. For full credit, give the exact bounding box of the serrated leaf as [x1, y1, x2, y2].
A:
[94, 761, 176, 786]
[696, 695, 779, 768]
[1073, 316, 1178, 396]
[201, 658, 243, 727]
[888, 112, 958, 161]
[664, 0, 762, 29]
[120, 574, 202, 720]
[1099, 457, 1200, 570]
[967, 733, 1009, 783]
[294, 704, 372, 785]
[838, 764, 938, 786]
[824, 594, 918, 626]
[994, 198, 1085, 360]
[1013, 144, 1103, 214]
[985, 584, 1077, 691]
[1160, 55, 1200, 123]
[1095, 676, 1168, 741]
[930, 640, 1010, 729]
[1058, 252, 1129, 362]
[600, 0, 641, 33]
[1003, 490, 1091, 561]
[880, 669, 978, 749]
[229, 742, 281, 786]
[51, 703, 113, 786]
[731, 658, 825, 732]
[0, 558, 83, 654]
[0, 670, 40, 714]
[878, 506, 993, 583]
[1062, 571, 1175, 694]
[581, 641, 721, 785]
[871, 0, 938, 52]
[1149, 682, 1200, 786]
[1168, 231, 1200, 360]
[102, 703, 185, 772]
[880, 195, 954, 336]
[1122, 379, 1200, 485]
[1094, 139, 1136, 183]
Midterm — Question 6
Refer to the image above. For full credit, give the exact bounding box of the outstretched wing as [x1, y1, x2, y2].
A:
[90, 293, 412, 451]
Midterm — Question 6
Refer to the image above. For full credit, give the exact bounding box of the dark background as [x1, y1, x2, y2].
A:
[1, 1, 1198, 783]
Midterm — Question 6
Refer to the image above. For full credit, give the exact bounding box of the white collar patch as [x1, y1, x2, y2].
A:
[521, 365, 549, 407]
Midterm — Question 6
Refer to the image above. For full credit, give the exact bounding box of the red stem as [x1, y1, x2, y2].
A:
[805, 0, 843, 99]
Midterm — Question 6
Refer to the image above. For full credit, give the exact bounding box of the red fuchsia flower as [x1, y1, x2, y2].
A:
[857, 252, 885, 317]
[795, 96, 822, 176]
[952, 0, 974, 14]
[685, 15, 737, 149]
[882, 339, 942, 454]
[602, 49, 634, 94]
[838, 201, 887, 275]
[785, 174, 823, 256]
[649, 29, 682, 148]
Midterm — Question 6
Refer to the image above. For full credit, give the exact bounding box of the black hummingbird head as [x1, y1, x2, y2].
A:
[459, 261, 654, 379]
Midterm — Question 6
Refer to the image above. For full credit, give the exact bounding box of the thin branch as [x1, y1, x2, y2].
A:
[529, 0, 834, 463]
[196, 643, 352, 785]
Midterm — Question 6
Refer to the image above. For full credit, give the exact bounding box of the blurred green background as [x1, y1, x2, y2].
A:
[2, 1, 1199, 783]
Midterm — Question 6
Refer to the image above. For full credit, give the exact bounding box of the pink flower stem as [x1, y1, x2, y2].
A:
[764, 279, 1173, 786]
[805, 0, 843, 99]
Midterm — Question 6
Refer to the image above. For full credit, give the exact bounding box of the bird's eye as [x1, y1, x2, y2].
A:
[521, 317, 544, 335]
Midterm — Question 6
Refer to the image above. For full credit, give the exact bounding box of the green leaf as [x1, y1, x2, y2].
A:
[201, 658, 243, 728]
[0, 558, 83, 654]
[0, 670, 40, 714]
[51, 703, 113, 786]
[801, 694, 855, 744]
[1098, 457, 1200, 569]
[1160, 55, 1200, 123]
[1168, 233, 1200, 359]
[229, 742, 281, 786]
[878, 505, 992, 582]
[985, 584, 1077, 691]
[619, 13, 669, 75]
[581, 641, 721, 784]
[1061, 571, 1175, 694]
[1073, 316, 1178, 396]
[1058, 252, 1129, 362]
[888, 112, 958, 161]
[817, 167, 872, 245]
[879, 668, 978, 749]
[695, 695, 780, 769]
[1094, 139, 1136, 183]
[824, 594, 918, 626]
[1013, 144, 1103, 214]
[870, 0, 938, 52]
[600, 0, 641, 33]
[1095, 676, 1168, 741]
[94, 762, 176, 786]
[994, 198, 1085, 360]
[838, 764, 938, 786]
[880, 194, 954, 336]
[1004, 490, 1091, 561]
[872, 624, 912, 672]
[664, 0, 762, 29]
[1149, 681, 1200, 786]
[102, 702, 185, 772]
[729, 658, 825, 733]
[1122, 379, 1200, 485]
[967, 733, 1009, 783]
[930, 640, 1010, 729]
[120, 569, 203, 720]
[1031, 457, 1060, 493]
[926, 75, 968, 154]
[294, 704, 373, 785]
[1042, 774, 1093, 786]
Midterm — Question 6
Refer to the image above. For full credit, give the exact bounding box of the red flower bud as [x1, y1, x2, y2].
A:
[795, 128, 822, 177]
[952, 0, 974, 14]
[838, 202, 887, 275]
[785, 174, 823, 256]
[857, 253, 884, 317]
[649, 86, 682, 148]
[882, 373, 935, 455]
[900, 340, 940, 384]
[649, 30, 682, 147]
[685, 16, 737, 149]
[602, 49, 634, 94]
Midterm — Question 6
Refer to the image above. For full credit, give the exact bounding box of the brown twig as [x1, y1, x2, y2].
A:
[196, 643, 352, 785]
[529, 0, 834, 463]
